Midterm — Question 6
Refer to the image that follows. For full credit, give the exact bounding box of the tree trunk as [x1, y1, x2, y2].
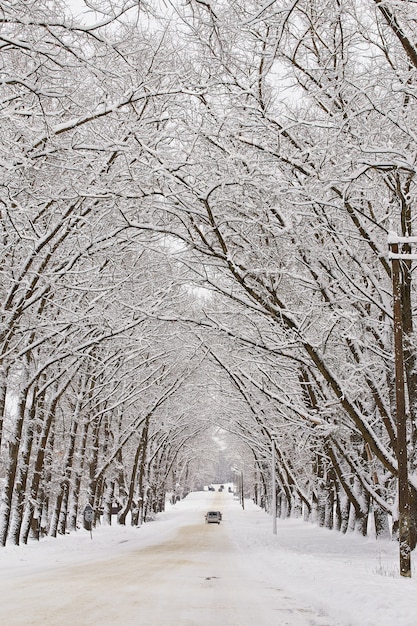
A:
[118, 426, 146, 526]
[102, 480, 115, 526]
[136, 416, 150, 525]
[340, 494, 351, 534]
[21, 385, 64, 544]
[10, 384, 38, 545]
[0, 365, 29, 546]
[49, 418, 81, 537]
[334, 486, 342, 531]
[373, 503, 391, 540]
[0, 371, 8, 449]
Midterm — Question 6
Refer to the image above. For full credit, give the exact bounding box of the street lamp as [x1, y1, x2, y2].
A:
[231, 466, 244, 510]
[388, 231, 417, 578]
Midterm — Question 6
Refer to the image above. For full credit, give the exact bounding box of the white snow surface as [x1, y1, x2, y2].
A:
[0, 488, 417, 625]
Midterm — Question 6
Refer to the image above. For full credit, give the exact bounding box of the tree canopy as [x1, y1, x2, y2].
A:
[1, 0, 417, 555]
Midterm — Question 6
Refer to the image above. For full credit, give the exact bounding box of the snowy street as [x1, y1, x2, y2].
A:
[1, 489, 417, 625]
[0, 490, 336, 626]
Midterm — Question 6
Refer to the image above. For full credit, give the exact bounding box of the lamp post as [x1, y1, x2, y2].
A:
[388, 231, 417, 578]
[231, 466, 244, 510]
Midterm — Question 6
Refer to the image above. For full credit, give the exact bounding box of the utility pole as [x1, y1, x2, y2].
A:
[389, 233, 414, 578]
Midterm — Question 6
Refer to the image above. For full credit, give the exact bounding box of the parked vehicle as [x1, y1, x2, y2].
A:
[205, 511, 222, 524]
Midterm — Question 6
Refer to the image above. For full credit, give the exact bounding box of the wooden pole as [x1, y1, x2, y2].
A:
[391, 241, 411, 578]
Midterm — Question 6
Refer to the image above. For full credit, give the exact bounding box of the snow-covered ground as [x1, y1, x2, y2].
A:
[1, 488, 416, 625]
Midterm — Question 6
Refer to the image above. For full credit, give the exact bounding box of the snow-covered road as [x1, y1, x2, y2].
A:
[0, 491, 335, 625]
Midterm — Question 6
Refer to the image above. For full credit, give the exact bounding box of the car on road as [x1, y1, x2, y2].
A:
[205, 511, 222, 524]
